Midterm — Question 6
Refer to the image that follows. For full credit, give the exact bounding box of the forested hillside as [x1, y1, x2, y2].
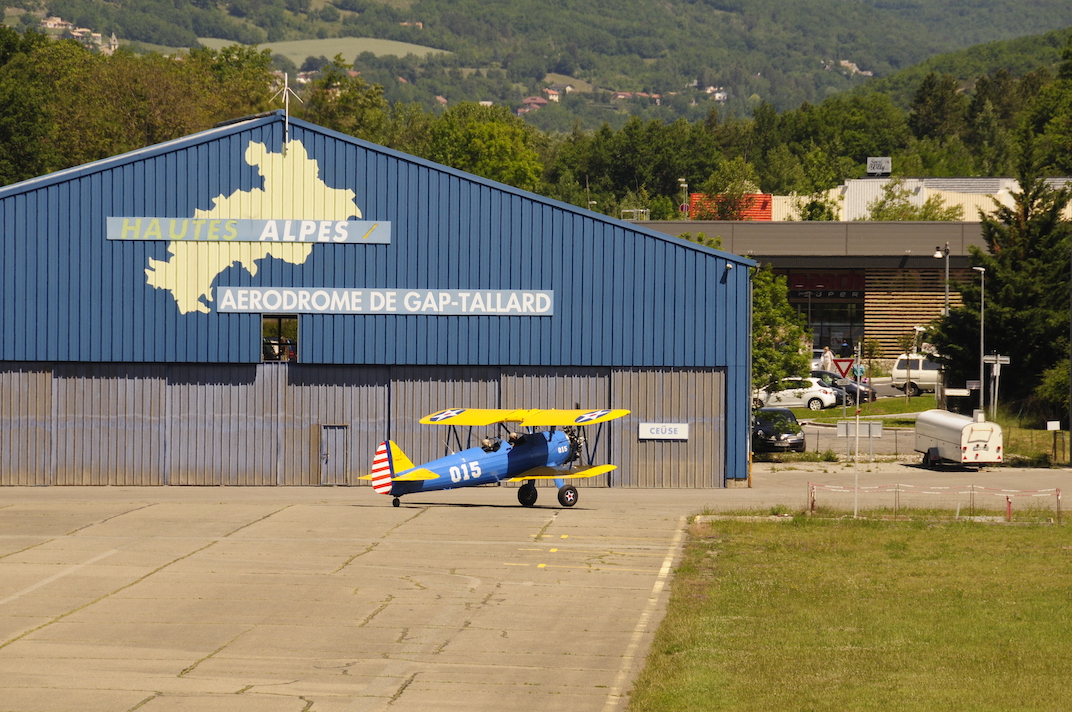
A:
[7, 0, 1072, 119]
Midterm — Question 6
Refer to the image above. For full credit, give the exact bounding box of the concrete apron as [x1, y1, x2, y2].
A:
[0, 473, 1067, 711]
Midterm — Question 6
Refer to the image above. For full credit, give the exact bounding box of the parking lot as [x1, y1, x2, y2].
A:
[1, 471, 1067, 712]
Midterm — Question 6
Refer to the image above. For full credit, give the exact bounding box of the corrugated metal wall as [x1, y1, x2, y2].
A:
[0, 363, 52, 485]
[0, 363, 728, 487]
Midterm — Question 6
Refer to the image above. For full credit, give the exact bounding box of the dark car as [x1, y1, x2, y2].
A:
[810, 370, 876, 405]
[752, 407, 806, 453]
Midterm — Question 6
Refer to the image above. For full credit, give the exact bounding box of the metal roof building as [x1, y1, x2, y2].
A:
[0, 112, 754, 488]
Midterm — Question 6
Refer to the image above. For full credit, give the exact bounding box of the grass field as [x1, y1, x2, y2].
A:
[627, 514, 1071, 711]
[196, 36, 448, 65]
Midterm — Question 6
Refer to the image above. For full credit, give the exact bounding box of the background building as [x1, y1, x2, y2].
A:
[644, 220, 979, 357]
[0, 112, 753, 488]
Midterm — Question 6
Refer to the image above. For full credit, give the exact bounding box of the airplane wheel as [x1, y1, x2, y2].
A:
[557, 485, 578, 507]
[518, 483, 538, 507]
[392, 497, 400, 508]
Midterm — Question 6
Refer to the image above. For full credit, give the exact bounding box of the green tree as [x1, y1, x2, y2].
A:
[295, 55, 391, 143]
[751, 265, 809, 392]
[427, 103, 543, 192]
[693, 157, 760, 220]
[929, 137, 1072, 412]
[908, 72, 968, 142]
[860, 176, 964, 221]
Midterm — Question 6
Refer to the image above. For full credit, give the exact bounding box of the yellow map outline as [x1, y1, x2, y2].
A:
[145, 140, 361, 315]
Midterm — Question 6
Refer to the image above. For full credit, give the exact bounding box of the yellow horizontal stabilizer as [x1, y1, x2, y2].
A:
[507, 464, 616, 481]
[391, 468, 440, 481]
[420, 408, 629, 427]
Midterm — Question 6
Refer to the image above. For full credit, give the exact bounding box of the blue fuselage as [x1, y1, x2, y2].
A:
[391, 430, 571, 496]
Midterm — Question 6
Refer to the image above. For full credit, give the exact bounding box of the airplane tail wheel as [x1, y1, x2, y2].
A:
[392, 497, 400, 508]
[518, 483, 538, 507]
[557, 485, 578, 507]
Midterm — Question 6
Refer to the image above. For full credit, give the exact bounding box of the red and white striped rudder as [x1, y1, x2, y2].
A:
[370, 441, 393, 494]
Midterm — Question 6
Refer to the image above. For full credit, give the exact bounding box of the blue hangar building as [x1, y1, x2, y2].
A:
[0, 111, 753, 488]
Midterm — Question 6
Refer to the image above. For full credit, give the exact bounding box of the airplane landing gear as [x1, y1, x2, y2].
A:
[392, 497, 400, 507]
[518, 482, 538, 507]
[557, 485, 578, 507]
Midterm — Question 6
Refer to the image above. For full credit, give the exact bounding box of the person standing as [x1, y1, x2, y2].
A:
[820, 345, 834, 372]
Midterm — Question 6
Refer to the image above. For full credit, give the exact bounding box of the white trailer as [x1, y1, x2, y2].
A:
[915, 409, 1003, 467]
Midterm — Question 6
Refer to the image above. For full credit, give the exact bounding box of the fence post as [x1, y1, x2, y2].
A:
[1057, 489, 1062, 525]
[1006, 496, 1012, 522]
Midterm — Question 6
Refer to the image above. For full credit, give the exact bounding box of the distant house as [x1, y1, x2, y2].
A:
[611, 92, 633, 100]
[546, 82, 574, 96]
[478, 100, 494, 107]
[542, 88, 561, 102]
[40, 16, 73, 30]
[435, 95, 448, 106]
[521, 96, 548, 109]
[704, 86, 729, 102]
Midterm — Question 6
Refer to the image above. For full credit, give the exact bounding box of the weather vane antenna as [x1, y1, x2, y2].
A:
[270, 73, 303, 156]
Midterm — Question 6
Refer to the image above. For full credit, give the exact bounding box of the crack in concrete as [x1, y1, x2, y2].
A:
[533, 511, 559, 541]
[382, 507, 428, 538]
[360, 594, 394, 627]
[179, 627, 252, 678]
[66, 503, 159, 535]
[125, 694, 157, 711]
[388, 673, 418, 705]
[332, 541, 379, 574]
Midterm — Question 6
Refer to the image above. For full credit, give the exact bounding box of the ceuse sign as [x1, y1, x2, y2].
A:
[638, 423, 689, 440]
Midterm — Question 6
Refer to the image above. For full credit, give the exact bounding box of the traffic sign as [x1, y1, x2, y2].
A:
[679, 203, 690, 213]
[832, 358, 855, 378]
[982, 354, 1010, 364]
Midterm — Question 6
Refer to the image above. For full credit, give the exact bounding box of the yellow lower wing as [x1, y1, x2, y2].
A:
[506, 464, 616, 481]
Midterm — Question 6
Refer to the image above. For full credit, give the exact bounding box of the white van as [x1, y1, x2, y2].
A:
[891, 353, 941, 396]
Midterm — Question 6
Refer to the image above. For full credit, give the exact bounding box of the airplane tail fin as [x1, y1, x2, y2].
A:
[370, 440, 416, 494]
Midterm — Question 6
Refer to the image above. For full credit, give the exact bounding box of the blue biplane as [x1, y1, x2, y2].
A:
[361, 408, 630, 508]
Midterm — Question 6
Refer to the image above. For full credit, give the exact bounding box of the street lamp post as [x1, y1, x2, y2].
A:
[678, 178, 688, 217]
[973, 266, 985, 413]
[933, 242, 950, 316]
[934, 243, 950, 408]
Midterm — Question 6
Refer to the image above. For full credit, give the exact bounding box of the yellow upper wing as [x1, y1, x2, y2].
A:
[419, 408, 630, 426]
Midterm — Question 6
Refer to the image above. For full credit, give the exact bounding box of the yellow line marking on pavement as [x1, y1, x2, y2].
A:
[550, 548, 558, 552]
[537, 563, 546, 568]
[602, 515, 686, 712]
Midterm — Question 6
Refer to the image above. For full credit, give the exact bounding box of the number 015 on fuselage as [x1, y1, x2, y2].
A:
[360, 408, 630, 508]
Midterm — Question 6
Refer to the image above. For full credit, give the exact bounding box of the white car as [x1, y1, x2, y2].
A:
[891, 353, 942, 396]
[754, 377, 838, 411]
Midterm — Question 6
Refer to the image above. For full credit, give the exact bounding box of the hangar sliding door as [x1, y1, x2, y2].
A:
[283, 365, 389, 486]
[0, 364, 53, 485]
[54, 364, 165, 486]
[388, 367, 502, 467]
[611, 368, 725, 487]
[501, 367, 612, 487]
